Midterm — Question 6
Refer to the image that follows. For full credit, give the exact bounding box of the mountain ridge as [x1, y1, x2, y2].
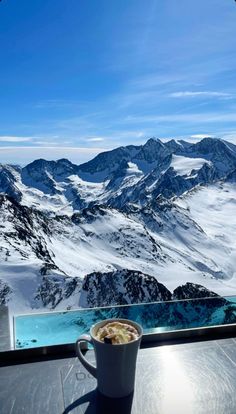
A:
[0, 136, 236, 312]
[1, 136, 236, 216]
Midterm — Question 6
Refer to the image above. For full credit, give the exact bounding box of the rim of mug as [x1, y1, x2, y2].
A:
[90, 318, 143, 346]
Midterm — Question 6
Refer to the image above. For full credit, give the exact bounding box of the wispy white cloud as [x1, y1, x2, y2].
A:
[0, 136, 32, 142]
[220, 131, 236, 144]
[169, 91, 232, 99]
[0, 136, 71, 147]
[126, 112, 236, 124]
[190, 134, 214, 139]
[0, 147, 109, 166]
[129, 74, 185, 90]
[86, 137, 105, 142]
[33, 140, 63, 146]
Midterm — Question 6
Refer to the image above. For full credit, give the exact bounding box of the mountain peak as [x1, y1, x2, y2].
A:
[57, 158, 74, 165]
[144, 137, 163, 147]
[199, 137, 221, 144]
[193, 137, 233, 154]
[134, 137, 170, 165]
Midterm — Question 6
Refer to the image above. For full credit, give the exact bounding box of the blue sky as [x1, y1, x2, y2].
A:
[0, 0, 236, 164]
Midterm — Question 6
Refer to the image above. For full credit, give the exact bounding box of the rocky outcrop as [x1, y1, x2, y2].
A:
[79, 269, 172, 308]
[133, 138, 170, 165]
[35, 274, 81, 309]
[225, 168, 236, 182]
[79, 274, 230, 311]
[0, 195, 53, 262]
[0, 137, 236, 313]
[0, 166, 22, 201]
[173, 282, 221, 300]
[0, 137, 236, 210]
[21, 158, 78, 194]
[0, 280, 12, 305]
[78, 146, 138, 181]
[172, 282, 227, 309]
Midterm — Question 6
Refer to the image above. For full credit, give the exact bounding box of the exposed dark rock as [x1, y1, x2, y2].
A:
[0, 280, 12, 305]
[35, 275, 81, 309]
[0, 137, 236, 313]
[0, 167, 22, 201]
[78, 145, 138, 178]
[80, 269, 172, 308]
[133, 138, 170, 164]
[21, 158, 78, 194]
[40, 262, 60, 276]
[173, 282, 226, 305]
[225, 168, 236, 182]
[0, 194, 53, 262]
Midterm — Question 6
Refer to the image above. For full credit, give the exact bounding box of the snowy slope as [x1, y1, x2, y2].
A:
[174, 183, 236, 292]
[1, 137, 236, 214]
[170, 155, 211, 176]
[1, 183, 236, 314]
[0, 137, 236, 313]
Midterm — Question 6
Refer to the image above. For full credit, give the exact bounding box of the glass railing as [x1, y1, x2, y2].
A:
[13, 295, 236, 350]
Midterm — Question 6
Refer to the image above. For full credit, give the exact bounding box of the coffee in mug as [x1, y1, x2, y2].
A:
[76, 318, 143, 398]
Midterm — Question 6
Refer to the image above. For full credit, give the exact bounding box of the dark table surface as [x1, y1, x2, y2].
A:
[1, 337, 236, 414]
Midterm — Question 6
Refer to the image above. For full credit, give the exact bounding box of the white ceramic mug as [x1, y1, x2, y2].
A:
[76, 318, 143, 398]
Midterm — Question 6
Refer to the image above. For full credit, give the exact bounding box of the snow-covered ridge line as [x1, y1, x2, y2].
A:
[170, 155, 212, 176]
[0, 136, 235, 215]
[0, 136, 236, 312]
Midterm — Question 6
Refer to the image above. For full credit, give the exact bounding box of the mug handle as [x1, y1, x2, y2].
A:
[76, 334, 97, 378]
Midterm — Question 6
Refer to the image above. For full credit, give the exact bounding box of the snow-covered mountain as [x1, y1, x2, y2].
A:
[0, 137, 236, 313]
